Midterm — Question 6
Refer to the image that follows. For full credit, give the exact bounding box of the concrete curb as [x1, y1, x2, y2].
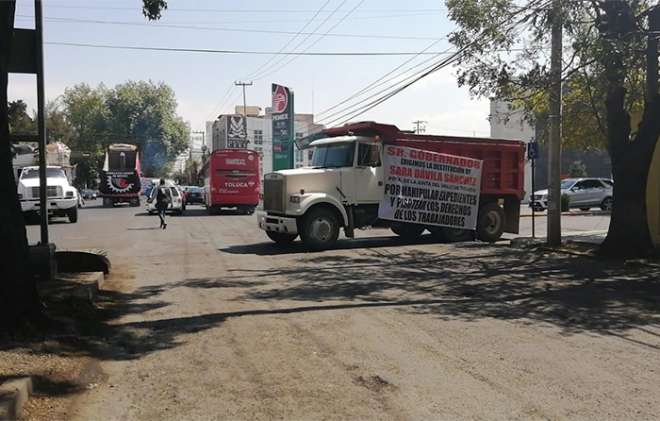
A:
[0, 377, 33, 421]
[39, 272, 105, 304]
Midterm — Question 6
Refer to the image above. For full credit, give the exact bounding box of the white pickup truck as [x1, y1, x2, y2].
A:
[17, 166, 79, 223]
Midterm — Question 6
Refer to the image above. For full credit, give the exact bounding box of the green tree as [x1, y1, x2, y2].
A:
[445, 0, 659, 257]
[105, 80, 188, 176]
[568, 160, 588, 177]
[8, 100, 35, 134]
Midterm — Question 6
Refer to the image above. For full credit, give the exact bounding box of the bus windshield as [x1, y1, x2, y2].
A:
[311, 142, 355, 168]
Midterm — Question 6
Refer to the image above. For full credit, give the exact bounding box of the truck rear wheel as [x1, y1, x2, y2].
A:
[130, 198, 140, 207]
[441, 228, 474, 242]
[266, 231, 298, 245]
[103, 198, 113, 208]
[390, 223, 425, 239]
[476, 202, 505, 243]
[300, 207, 340, 250]
[68, 206, 78, 223]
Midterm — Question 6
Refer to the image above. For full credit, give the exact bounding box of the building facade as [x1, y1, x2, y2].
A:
[205, 106, 324, 176]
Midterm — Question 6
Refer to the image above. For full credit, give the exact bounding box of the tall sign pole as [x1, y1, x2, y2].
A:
[271, 84, 295, 170]
[547, 0, 563, 246]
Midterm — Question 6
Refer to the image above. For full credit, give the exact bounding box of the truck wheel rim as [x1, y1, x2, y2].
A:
[603, 198, 613, 210]
[311, 218, 332, 241]
[485, 211, 501, 234]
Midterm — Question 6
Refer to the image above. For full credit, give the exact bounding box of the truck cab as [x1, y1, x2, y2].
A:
[17, 166, 79, 223]
[258, 122, 525, 250]
[259, 135, 399, 249]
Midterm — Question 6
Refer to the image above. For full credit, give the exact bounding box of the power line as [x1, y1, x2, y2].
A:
[316, 38, 446, 119]
[252, 0, 367, 81]
[319, 0, 552, 127]
[241, 0, 332, 81]
[44, 41, 458, 56]
[248, 0, 350, 81]
[15, 15, 444, 41]
[28, 3, 445, 14]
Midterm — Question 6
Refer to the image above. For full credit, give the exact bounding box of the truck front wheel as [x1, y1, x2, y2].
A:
[266, 231, 298, 245]
[391, 223, 425, 239]
[476, 202, 505, 242]
[300, 208, 340, 250]
[68, 206, 78, 223]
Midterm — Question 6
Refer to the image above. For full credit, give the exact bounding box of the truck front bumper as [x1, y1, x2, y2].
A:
[257, 211, 298, 235]
[21, 198, 77, 213]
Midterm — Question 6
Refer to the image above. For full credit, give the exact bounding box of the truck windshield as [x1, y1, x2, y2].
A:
[311, 142, 355, 168]
[21, 168, 66, 179]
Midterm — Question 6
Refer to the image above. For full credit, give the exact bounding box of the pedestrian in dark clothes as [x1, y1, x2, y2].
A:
[156, 179, 169, 229]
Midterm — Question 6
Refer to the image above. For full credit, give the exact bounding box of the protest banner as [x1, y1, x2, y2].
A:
[378, 145, 483, 230]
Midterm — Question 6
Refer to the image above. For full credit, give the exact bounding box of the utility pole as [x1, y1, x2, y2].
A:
[547, 0, 563, 246]
[412, 120, 427, 134]
[647, 7, 660, 99]
[235, 80, 252, 145]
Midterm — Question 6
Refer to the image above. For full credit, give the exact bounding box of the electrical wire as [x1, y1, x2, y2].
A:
[246, 0, 349, 81]
[44, 41, 454, 56]
[16, 14, 443, 41]
[319, 0, 552, 127]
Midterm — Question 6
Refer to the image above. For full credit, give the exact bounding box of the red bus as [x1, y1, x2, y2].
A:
[202, 149, 261, 214]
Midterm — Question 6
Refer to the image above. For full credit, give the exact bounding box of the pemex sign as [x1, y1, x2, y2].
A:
[271, 84, 294, 170]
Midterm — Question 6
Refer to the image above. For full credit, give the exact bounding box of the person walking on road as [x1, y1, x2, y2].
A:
[156, 179, 169, 229]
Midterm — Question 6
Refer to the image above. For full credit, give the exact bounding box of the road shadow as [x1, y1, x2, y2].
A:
[219, 234, 448, 255]
[3, 244, 659, 363]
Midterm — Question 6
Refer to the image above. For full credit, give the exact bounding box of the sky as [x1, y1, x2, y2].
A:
[9, 0, 492, 137]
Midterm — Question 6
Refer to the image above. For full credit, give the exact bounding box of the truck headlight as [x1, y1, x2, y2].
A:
[289, 195, 301, 204]
[66, 191, 74, 198]
[18, 193, 23, 200]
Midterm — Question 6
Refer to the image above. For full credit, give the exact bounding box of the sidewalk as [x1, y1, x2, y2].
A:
[519, 205, 610, 218]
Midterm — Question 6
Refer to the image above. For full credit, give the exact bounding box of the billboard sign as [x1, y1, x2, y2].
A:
[378, 146, 483, 230]
[227, 115, 248, 149]
[271, 84, 294, 170]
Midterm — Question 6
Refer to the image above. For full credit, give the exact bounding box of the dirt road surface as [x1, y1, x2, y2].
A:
[26, 203, 659, 420]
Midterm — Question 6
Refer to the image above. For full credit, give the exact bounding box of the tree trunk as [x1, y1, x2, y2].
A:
[600, 86, 660, 258]
[0, 1, 41, 332]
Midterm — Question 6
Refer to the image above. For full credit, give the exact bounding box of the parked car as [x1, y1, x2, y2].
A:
[145, 184, 186, 215]
[530, 178, 613, 212]
[17, 166, 79, 223]
[81, 189, 97, 200]
[183, 186, 205, 205]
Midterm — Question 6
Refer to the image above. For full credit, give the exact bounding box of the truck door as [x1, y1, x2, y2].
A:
[352, 142, 384, 203]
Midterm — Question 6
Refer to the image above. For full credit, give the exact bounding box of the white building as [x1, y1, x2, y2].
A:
[205, 106, 325, 176]
[489, 100, 534, 202]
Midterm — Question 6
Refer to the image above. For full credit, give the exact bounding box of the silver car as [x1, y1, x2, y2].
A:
[530, 178, 613, 211]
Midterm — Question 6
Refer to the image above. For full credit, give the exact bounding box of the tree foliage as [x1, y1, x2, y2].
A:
[446, 0, 649, 151]
[446, 0, 660, 256]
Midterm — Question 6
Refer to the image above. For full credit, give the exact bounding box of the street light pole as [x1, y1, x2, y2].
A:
[547, 0, 563, 246]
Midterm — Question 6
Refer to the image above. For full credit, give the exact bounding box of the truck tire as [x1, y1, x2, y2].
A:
[130, 197, 140, 207]
[103, 198, 113, 208]
[266, 231, 298, 245]
[442, 228, 474, 243]
[300, 207, 340, 250]
[68, 206, 78, 223]
[476, 202, 505, 242]
[391, 223, 425, 239]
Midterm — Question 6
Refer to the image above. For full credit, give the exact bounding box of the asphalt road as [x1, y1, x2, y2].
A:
[24, 201, 658, 421]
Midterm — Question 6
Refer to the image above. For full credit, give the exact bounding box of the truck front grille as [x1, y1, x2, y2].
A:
[31, 186, 61, 199]
[263, 178, 285, 212]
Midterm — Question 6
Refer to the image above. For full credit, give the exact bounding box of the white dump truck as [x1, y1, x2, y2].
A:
[257, 122, 526, 250]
